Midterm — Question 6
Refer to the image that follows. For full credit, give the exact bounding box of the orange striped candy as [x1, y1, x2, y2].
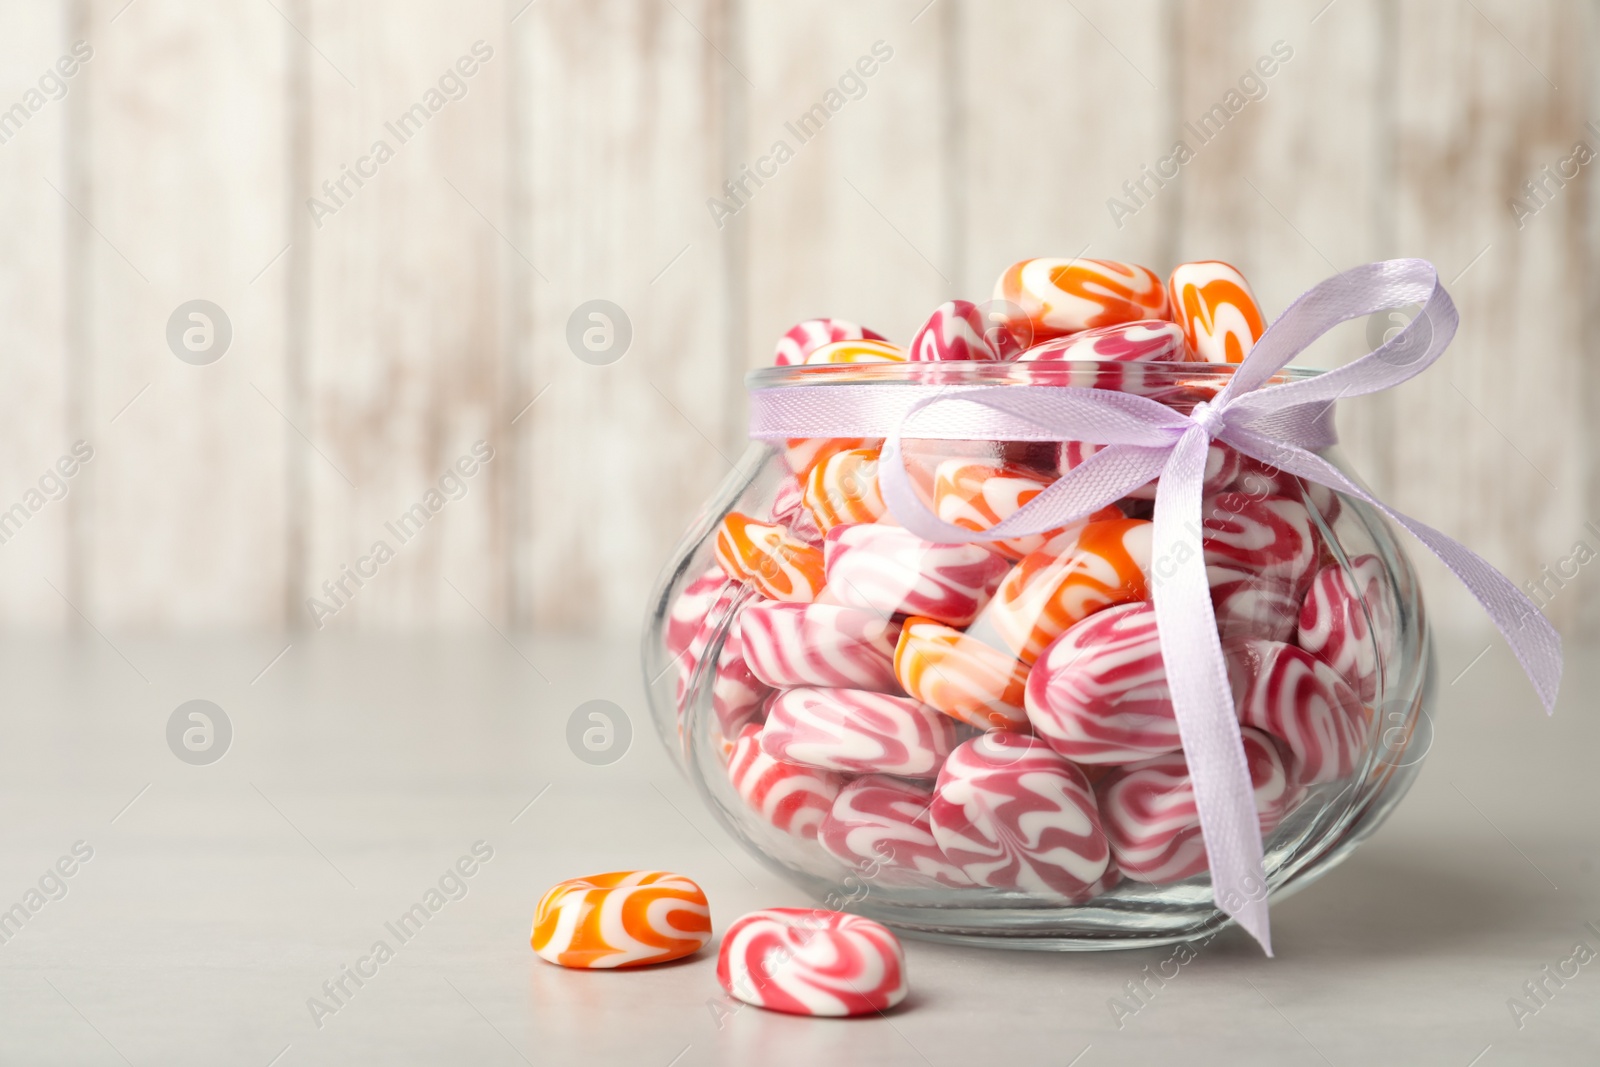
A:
[894, 617, 1030, 731]
[983, 518, 1153, 664]
[931, 460, 1120, 560]
[531, 870, 711, 969]
[803, 448, 885, 531]
[994, 258, 1169, 341]
[1166, 261, 1266, 364]
[782, 436, 879, 480]
[802, 339, 907, 364]
[715, 512, 826, 602]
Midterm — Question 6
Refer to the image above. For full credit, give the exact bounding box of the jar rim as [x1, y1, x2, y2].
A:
[747, 360, 1326, 389]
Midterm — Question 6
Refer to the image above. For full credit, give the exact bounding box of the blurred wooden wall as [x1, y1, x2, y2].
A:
[0, 0, 1593, 638]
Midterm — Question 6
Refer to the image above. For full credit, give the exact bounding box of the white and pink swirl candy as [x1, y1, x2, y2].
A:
[666, 568, 732, 662]
[929, 731, 1113, 900]
[770, 475, 824, 545]
[1232, 639, 1368, 784]
[773, 318, 887, 366]
[1297, 555, 1395, 701]
[822, 523, 1009, 628]
[713, 615, 773, 738]
[1098, 726, 1298, 884]
[1016, 319, 1190, 363]
[717, 908, 908, 1017]
[1203, 492, 1319, 642]
[675, 580, 745, 723]
[740, 601, 903, 694]
[1230, 453, 1342, 525]
[818, 775, 972, 887]
[906, 299, 1004, 361]
[727, 723, 845, 840]
[760, 688, 959, 778]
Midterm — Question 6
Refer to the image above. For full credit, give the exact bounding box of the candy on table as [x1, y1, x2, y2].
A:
[773, 317, 888, 366]
[1060, 437, 1242, 502]
[739, 600, 903, 693]
[728, 723, 846, 840]
[893, 616, 1030, 731]
[781, 436, 882, 481]
[980, 518, 1153, 665]
[530, 871, 712, 969]
[1232, 638, 1368, 784]
[666, 568, 732, 663]
[906, 299, 1006, 361]
[802, 338, 907, 364]
[760, 687, 959, 778]
[929, 730, 1114, 900]
[1166, 260, 1266, 364]
[817, 775, 973, 887]
[714, 512, 827, 603]
[822, 523, 1009, 628]
[1023, 601, 1186, 764]
[994, 258, 1170, 341]
[929, 459, 1120, 560]
[1297, 554, 1395, 701]
[717, 908, 908, 1017]
[802, 448, 886, 532]
[1098, 727, 1298, 884]
[1015, 319, 1191, 363]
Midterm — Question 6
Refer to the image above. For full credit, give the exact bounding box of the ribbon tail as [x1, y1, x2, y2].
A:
[1226, 429, 1563, 714]
[1152, 427, 1273, 955]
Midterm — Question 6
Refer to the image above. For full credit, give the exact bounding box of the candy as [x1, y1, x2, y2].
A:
[893, 617, 1031, 731]
[666, 568, 732, 662]
[1023, 601, 1185, 764]
[770, 474, 824, 545]
[929, 731, 1113, 899]
[717, 908, 908, 1016]
[740, 600, 903, 693]
[675, 580, 745, 725]
[1229, 453, 1342, 525]
[1167, 261, 1266, 364]
[1016, 319, 1190, 363]
[802, 448, 886, 531]
[782, 436, 880, 480]
[1297, 555, 1395, 701]
[713, 614, 773, 738]
[802, 338, 907, 364]
[1232, 639, 1368, 784]
[822, 523, 1009, 628]
[906, 299, 1004, 362]
[981, 518, 1153, 664]
[994, 258, 1169, 341]
[531, 871, 712, 969]
[930, 460, 1120, 560]
[818, 775, 973, 886]
[1098, 727, 1297, 884]
[1202, 493, 1319, 641]
[714, 512, 827, 603]
[727, 723, 846, 839]
[761, 687, 959, 778]
[773, 318, 887, 366]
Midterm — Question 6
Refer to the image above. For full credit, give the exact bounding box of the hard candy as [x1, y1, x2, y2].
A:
[727, 723, 846, 840]
[818, 775, 973, 887]
[994, 258, 1169, 341]
[1202, 492, 1319, 642]
[1015, 319, 1190, 363]
[906, 299, 1005, 361]
[802, 448, 886, 532]
[773, 318, 887, 366]
[929, 731, 1114, 900]
[761, 687, 959, 778]
[1232, 639, 1368, 784]
[740, 600, 903, 693]
[782, 436, 881, 481]
[715, 512, 827, 603]
[712, 613, 773, 739]
[666, 568, 732, 662]
[1297, 554, 1396, 701]
[930, 460, 1120, 560]
[1167, 261, 1266, 364]
[717, 908, 908, 1017]
[531, 871, 712, 969]
[822, 523, 1009, 628]
[893, 616, 1031, 731]
[802, 338, 907, 364]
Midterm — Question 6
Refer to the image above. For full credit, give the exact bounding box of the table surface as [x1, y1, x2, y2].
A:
[0, 631, 1595, 1066]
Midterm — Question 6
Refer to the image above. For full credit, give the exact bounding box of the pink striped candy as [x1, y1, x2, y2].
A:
[1297, 555, 1394, 701]
[727, 724, 846, 840]
[1232, 639, 1368, 784]
[1099, 726, 1298, 884]
[822, 523, 1009, 628]
[1229, 454, 1343, 526]
[929, 731, 1113, 899]
[740, 601, 903, 694]
[717, 908, 908, 1017]
[713, 614, 773, 738]
[1016, 319, 1190, 363]
[675, 580, 745, 724]
[906, 299, 1005, 362]
[773, 318, 887, 366]
[1204, 492, 1319, 641]
[770, 475, 824, 546]
[761, 688, 959, 778]
[666, 568, 732, 662]
[818, 775, 972, 887]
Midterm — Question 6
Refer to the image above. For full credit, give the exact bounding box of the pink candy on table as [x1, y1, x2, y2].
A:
[1232, 639, 1368, 785]
[760, 687, 959, 779]
[1098, 726, 1298, 884]
[739, 600, 903, 694]
[818, 775, 972, 887]
[772, 318, 887, 366]
[1297, 554, 1396, 701]
[1016, 319, 1191, 363]
[717, 908, 908, 1017]
[822, 523, 1009, 628]
[906, 299, 1007, 362]
[727, 723, 845, 840]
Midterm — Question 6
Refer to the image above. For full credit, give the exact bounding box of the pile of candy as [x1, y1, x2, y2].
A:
[670, 257, 1398, 903]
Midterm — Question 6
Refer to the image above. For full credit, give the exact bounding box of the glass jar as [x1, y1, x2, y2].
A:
[643, 360, 1433, 950]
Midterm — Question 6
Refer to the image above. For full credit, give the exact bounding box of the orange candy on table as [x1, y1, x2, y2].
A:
[802, 448, 886, 532]
[1166, 260, 1266, 364]
[714, 512, 827, 603]
[801, 339, 907, 364]
[994, 258, 1170, 342]
[531, 870, 712, 969]
[894, 616, 1031, 731]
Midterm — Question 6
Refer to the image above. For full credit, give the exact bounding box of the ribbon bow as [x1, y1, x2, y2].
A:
[747, 259, 1562, 954]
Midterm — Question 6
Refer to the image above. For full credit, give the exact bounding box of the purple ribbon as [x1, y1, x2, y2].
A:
[747, 258, 1562, 954]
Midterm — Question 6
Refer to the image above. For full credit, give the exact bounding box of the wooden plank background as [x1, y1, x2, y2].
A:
[0, 0, 1592, 639]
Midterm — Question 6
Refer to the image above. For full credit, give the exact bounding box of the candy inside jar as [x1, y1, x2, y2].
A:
[645, 260, 1443, 950]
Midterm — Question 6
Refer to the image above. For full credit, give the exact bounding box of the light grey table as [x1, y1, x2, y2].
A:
[0, 631, 1594, 1066]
